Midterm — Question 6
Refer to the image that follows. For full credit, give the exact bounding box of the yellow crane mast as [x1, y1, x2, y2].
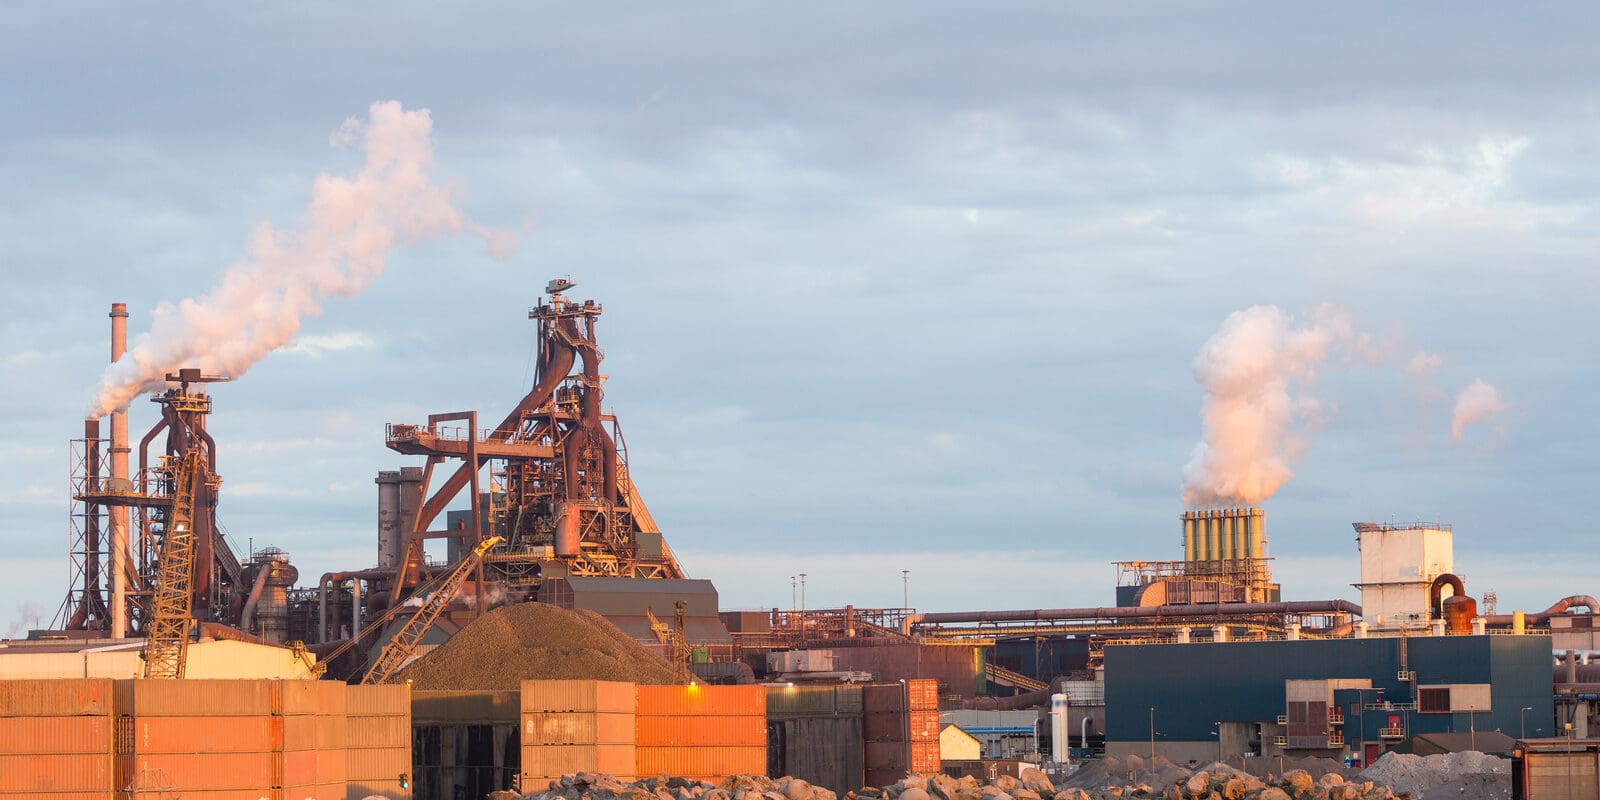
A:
[362, 535, 504, 685]
[141, 449, 205, 679]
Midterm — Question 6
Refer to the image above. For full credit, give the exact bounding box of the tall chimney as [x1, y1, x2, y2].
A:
[1182, 512, 1197, 562]
[109, 302, 130, 638]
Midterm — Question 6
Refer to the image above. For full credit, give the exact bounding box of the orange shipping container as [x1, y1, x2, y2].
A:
[0, 716, 111, 754]
[520, 680, 635, 714]
[0, 792, 113, 800]
[910, 739, 939, 774]
[280, 785, 345, 800]
[118, 752, 273, 791]
[0, 753, 112, 792]
[634, 685, 765, 717]
[282, 748, 347, 786]
[634, 745, 766, 780]
[114, 679, 274, 717]
[346, 777, 413, 800]
[345, 745, 411, 780]
[275, 680, 347, 716]
[907, 679, 938, 711]
[522, 711, 634, 745]
[345, 684, 409, 717]
[0, 679, 112, 718]
[279, 714, 348, 751]
[131, 715, 276, 754]
[634, 714, 767, 747]
[522, 743, 635, 781]
[342, 714, 408, 749]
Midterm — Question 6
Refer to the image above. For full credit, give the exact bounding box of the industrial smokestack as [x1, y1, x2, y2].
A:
[109, 302, 129, 638]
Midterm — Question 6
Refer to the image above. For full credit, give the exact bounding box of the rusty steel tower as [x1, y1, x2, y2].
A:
[381, 279, 683, 609]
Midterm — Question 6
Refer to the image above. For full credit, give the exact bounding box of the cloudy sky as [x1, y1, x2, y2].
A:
[3, 4, 1597, 635]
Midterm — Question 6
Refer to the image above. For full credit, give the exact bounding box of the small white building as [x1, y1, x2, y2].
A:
[1352, 522, 1454, 631]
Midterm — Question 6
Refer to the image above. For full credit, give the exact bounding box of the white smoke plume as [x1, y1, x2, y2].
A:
[88, 100, 515, 418]
[1451, 378, 1508, 441]
[1181, 304, 1354, 508]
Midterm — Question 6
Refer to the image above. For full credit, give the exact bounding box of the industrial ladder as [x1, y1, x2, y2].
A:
[362, 535, 504, 685]
[142, 449, 204, 679]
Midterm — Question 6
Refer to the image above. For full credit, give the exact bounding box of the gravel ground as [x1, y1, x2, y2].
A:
[396, 601, 679, 689]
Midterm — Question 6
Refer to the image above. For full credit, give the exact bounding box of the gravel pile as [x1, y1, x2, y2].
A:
[1359, 752, 1508, 799]
[397, 602, 679, 690]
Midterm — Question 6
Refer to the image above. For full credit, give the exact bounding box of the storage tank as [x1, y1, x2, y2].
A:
[1444, 594, 1478, 636]
[555, 504, 580, 557]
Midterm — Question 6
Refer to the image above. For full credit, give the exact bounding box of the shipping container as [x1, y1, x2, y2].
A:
[908, 679, 938, 711]
[910, 739, 940, 775]
[345, 777, 413, 800]
[412, 690, 520, 724]
[768, 716, 865, 794]
[0, 753, 113, 793]
[279, 714, 348, 751]
[863, 684, 907, 713]
[864, 740, 908, 786]
[0, 792, 114, 800]
[129, 715, 277, 754]
[522, 743, 635, 780]
[766, 684, 863, 719]
[114, 680, 274, 717]
[634, 744, 766, 780]
[520, 680, 635, 714]
[521, 711, 634, 746]
[0, 716, 112, 754]
[635, 685, 765, 717]
[342, 714, 408, 749]
[0, 679, 113, 717]
[863, 709, 938, 743]
[117, 752, 274, 791]
[280, 783, 345, 800]
[282, 748, 347, 786]
[345, 684, 410, 717]
[635, 714, 767, 747]
[123, 791, 279, 800]
[275, 679, 348, 716]
[346, 745, 412, 780]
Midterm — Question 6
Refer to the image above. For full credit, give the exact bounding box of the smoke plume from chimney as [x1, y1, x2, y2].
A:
[1181, 304, 1353, 508]
[1451, 378, 1508, 441]
[88, 101, 514, 418]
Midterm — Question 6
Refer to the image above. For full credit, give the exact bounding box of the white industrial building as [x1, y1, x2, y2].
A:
[1352, 521, 1454, 631]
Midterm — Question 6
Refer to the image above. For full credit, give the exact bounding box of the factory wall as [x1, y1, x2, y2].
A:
[1103, 635, 1554, 760]
[0, 638, 317, 679]
[823, 644, 982, 698]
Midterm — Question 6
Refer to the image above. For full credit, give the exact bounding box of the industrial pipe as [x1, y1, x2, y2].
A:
[904, 599, 1363, 634]
[1485, 596, 1600, 625]
[239, 564, 272, 634]
[318, 570, 382, 641]
[1429, 573, 1466, 619]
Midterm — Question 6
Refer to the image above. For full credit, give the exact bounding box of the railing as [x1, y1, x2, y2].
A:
[1379, 727, 1405, 739]
[1328, 732, 1345, 746]
[1276, 714, 1288, 724]
[1273, 736, 1288, 746]
[1328, 711, 1345, 725]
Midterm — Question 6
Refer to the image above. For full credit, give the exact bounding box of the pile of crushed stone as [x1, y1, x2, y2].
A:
[1359, 752, 1509, 799]
[397, 602, 679, 689]
[500, 772, 840, 800]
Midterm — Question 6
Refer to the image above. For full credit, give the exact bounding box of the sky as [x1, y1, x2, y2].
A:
[2, 4, 1598, 635]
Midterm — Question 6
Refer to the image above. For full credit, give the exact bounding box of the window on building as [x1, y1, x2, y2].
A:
[1418, 687, 1451, 713]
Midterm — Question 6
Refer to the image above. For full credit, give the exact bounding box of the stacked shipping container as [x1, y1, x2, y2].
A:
[116, 679, 282, 800]
[634, 684, 766, 782]
[277, 679, 348, 800]
[519, 680, 637, 788]
[863, 680, 940, 787]
[765, 683, 865, 793]
[0, 678, 114, 799]
[345, 684, 412, 800]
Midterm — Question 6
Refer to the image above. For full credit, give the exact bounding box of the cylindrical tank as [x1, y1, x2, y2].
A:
[252, 549, 297, 644]
[1514, 610, 1526, 635]
[1247, 508, 1265, 560]
[1443, 594, 1477, 635]
[1182, 513, 1197, 562]
[375, 471, 402, 569]
[1050, 694, 1070, 765]
[1218, 510, 1233, 560]
[1204, 510, 1220, 561]
[555, 504, 580, 557]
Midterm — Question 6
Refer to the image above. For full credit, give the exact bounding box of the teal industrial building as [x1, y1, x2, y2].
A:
[1104, 634, 1555, 766]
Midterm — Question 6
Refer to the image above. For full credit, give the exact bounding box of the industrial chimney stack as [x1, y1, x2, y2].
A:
[109, 302, 130, 638]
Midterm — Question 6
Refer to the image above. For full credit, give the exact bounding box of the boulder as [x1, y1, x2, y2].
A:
[1281, 772, 1314, 798]
[1186, 774, 1212, 798]
[1021, 768, 1056, 795]
[1258, 789, 1291, 800]
[993, 777, 1022, 794]
[930, 775, 961, 800]
[901, 789, 932, 800]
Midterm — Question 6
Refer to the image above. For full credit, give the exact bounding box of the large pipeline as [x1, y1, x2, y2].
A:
[238, 565, 272, 634]
[1485, 595, 1600, 626]
[318, 570, 384, 642]
[1429, 573, 1466, 619]
[904, 600, 1363, 634]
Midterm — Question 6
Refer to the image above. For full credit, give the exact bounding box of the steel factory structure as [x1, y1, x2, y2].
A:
[16, 278, 1600, 776]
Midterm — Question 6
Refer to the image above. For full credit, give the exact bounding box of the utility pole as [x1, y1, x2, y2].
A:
[901, 569, 910, 609]
[1149, 707, 1156, 759]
